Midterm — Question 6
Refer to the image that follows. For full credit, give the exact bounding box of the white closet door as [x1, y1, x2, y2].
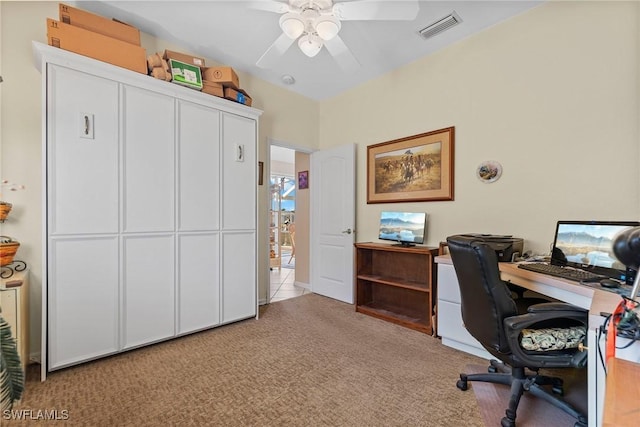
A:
[178, 101, 221, 231]
[122, 86, 175, 232]
[178, 233, 220, 333]
[222, 232, 256, 323]
[48, 65, 119, 234]
[48, 237, 119, 369]
[221, 113, 256, 231]
[123, 235, 175, 348]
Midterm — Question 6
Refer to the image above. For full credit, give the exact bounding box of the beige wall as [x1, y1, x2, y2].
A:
[0, 1, 319, 357]
[319, 1, 640, 254]
[294, 152, 310, 285]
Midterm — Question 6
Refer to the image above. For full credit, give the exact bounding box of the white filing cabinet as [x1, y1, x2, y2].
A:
[0, 270, 30, 372]
[436, 257, 492, 359]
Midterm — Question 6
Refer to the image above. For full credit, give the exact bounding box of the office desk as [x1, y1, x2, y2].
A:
[436, 256, 640, 427]
[499, 262, 640, 427]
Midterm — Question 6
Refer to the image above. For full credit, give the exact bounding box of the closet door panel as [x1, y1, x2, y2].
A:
[122, 86, 175, 232]
[178, 233, 220, 333]
[178, 101, 220, 231]
[123, 235, 175, 348]
[222, 232, 256, 323]
[48, 237, 119, 369]
[221, 113, 256, 230]
[48, 65, 119, 235]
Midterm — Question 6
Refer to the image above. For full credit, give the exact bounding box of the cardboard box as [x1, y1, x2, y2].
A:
[47, 18, 147, 74]
[224, 87, 252, 107]
[163, 50, 205, 68]
[168, 59, 203, 90]
[59, 3, 141, 46]
[147, 53, 163, 71]
[150, 63, 172, 82]
[202, 80, 224, 97]
[202, 66, 239, 89]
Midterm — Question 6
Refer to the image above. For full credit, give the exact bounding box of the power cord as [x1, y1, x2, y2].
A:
[597, 314, 610, 375]
[614, 297, 640, 345]
[598, 296, 640, 375]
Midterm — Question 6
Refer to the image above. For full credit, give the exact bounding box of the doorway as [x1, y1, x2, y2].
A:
[269, 145, 311, 302]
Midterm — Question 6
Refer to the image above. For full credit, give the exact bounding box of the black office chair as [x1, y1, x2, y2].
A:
[446, 234, 588, 427]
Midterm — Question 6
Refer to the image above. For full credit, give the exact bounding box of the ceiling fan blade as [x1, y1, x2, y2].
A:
[247, 0, 290, 14]
[256, 33, 296, 69]
[324, 35, 360, 73]
[333, 0, 419, 21]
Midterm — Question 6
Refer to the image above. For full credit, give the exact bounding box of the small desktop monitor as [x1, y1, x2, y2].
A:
[551, 220, 640, 281]
[378, 211, 427, 247]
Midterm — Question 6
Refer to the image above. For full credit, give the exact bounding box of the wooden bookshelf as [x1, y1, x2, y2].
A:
[355, 242, 438, 334]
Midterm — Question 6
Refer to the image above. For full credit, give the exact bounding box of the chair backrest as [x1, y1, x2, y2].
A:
[446, 235, 518, 354]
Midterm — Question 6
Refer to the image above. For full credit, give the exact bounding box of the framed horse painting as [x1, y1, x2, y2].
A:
[367, 127, 455, 203]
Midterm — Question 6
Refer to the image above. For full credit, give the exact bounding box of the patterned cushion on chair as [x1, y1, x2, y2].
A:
[520, 326, 586, 351]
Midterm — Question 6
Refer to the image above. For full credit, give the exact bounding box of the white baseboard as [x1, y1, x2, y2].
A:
[295, 281, 310, 290]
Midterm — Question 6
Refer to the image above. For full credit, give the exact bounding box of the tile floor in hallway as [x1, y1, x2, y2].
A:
[270, 266, 311, 302]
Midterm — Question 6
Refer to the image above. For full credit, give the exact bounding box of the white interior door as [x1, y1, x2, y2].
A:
[310, 143, 356, 303]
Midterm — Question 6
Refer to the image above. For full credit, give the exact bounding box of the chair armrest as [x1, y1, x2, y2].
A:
[506, 308, 587, 330]
[527, 302, 588, 314]
[504, 309, 588, 368]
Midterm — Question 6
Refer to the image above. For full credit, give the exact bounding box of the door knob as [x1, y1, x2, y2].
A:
[341, 228, 354, 235]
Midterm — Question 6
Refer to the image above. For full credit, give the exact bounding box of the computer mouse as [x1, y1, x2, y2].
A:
[600, 279, 621, 289]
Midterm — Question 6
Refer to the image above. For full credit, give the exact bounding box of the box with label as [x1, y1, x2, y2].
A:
[202, 66, 239, 89]
[47, 18, 147, 74]
[224, 87, 252, 107]
[202, 80, 224, 97]
[59, 3, 141, 46]
[168, 59, 203, 90]
[163, 50, 205, 68]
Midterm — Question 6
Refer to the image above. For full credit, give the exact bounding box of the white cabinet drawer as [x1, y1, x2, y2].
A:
[438, 300, 484, 349]
[437, 263, 462, 303]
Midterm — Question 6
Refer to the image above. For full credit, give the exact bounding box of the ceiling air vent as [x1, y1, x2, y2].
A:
[418, 11, 462, 40]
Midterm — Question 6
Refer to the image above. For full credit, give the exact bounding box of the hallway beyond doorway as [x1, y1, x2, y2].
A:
[269, 268, 310, 302]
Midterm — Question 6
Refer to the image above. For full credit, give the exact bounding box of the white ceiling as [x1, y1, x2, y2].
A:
[76, 1, 543, 101]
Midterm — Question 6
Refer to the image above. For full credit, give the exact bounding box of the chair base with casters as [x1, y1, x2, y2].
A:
[456, 359, 587, 427]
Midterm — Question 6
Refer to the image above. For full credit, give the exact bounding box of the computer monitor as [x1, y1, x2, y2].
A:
[550, 220, 640, 282]
[378, 211, 427, 247]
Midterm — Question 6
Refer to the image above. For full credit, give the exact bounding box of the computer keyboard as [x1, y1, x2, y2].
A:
[517, 262, 606, 282]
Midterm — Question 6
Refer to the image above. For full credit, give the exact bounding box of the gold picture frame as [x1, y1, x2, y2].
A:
[367, 127, 454, 203]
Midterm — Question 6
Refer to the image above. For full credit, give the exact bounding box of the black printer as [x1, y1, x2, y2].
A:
[461, 234, 524, 262]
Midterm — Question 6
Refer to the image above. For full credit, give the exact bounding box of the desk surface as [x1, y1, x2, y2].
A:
[603, 358, 640, 426]
[436, 255, 623, 328]
[498, 262, 623, 328]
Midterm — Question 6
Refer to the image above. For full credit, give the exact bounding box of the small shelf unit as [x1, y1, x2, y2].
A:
[355, 242, 438, 334]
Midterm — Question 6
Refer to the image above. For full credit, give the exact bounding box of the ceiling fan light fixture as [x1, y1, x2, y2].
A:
[298, 33, 323, 57]
[279, 13, 305, 39]
[315, 16, 341, 41]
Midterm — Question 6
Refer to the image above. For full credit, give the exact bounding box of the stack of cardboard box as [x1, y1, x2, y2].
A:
[47, 4, 146, 74]
[202, 66, 252, 107]
[47, 4, 253, 106]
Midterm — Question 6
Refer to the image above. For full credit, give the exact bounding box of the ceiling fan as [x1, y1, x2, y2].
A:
[252, 0, 419, 72]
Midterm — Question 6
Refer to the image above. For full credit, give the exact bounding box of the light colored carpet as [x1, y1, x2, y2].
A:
[10, 294, 486, 426]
